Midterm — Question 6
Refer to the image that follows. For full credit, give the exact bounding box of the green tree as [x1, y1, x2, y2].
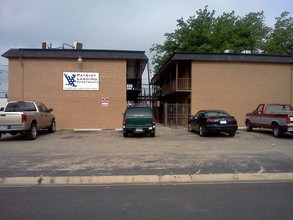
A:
[232, 11, 270, 53]
[262, 11, 293, 54]
[210, 11, 239, 52]
[150, 6, 273, 72]
[150, 6, 216, 72]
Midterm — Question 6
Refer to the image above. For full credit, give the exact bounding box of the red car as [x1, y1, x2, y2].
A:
[188, 110, 238, 137]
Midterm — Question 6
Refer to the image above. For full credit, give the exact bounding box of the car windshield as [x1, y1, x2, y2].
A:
[206, 111, 229, 117]
[125, 107, 153, 117]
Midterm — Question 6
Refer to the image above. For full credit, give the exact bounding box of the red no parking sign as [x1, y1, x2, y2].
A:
[101, 97, 109, 107]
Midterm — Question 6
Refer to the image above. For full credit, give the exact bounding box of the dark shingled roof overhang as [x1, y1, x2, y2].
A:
[2, 48, 149, 80]
[151, 52, 293, 84]
[2, 48, 148, 60]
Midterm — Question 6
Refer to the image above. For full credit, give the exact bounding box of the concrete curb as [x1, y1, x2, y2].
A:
[73, 129, 102, 131]
[72, 128, 123, 131]
[1, 173, 293, 186]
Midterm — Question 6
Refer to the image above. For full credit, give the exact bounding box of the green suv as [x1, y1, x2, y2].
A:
[122, 106, 156, 137]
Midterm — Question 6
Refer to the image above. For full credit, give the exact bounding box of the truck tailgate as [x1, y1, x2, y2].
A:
[0, 112, 23, 125]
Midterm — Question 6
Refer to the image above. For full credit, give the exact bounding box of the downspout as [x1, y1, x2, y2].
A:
[147, 62, 151, 107]
[291, 66, 293, 106]
[20, 49, 24, 101]
[175, 62, 178, 128]
[291, 56, 293, 106]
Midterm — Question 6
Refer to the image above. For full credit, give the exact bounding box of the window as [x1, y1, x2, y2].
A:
[206, 111, 229, 117]
[125, 107, 153, 117]
[24, 103, 37, 111]
[36, 103, 49, 112]
[255, 104, 264, 113]
[266, 104, 291, 113]
[5, 102, 36, 112]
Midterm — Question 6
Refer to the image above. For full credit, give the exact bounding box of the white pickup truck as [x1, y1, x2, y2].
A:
[0, 101, 56, 140]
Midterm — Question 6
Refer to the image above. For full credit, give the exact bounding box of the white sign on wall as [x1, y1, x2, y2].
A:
[63, 72, 99, 90]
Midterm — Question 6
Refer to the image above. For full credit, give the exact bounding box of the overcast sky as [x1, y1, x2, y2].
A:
[0, 0, 292, 95]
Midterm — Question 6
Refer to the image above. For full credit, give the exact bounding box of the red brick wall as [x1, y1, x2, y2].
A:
[8, 58, 127, 129]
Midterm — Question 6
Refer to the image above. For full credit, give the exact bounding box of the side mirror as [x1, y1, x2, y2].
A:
[48, 108, 53, 112]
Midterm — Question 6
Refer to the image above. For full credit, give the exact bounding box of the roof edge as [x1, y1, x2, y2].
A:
[2, 48, 148, 60]
[151, 52, 293, 83]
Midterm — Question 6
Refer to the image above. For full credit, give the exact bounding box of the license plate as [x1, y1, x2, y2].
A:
[0, 125, 7, 130]
[135, 128, 143, 132]
[288, 127, 293, 131]
[220, 120, 227, 124]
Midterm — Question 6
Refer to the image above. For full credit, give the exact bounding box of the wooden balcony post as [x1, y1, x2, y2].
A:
[176, 62, 178, 91]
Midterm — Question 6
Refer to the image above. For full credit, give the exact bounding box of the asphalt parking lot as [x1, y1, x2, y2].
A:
[0, 124, 293, 178]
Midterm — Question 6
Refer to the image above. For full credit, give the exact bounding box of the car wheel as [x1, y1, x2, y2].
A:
[150, 132, 155, 137]
[246, 120, 253, 131]
[199, 125, 206, 137]
[48, 119, 56, 133]
[272, 124, 283, 138]
[188, 124, 192, 132]
[27, 123, 37, 140]
[229, 132, 236, 137]
[123, 132, 128, 137]
[0, 132, 2, 139]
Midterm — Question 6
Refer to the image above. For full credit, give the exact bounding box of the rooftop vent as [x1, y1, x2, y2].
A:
[42, 42, 52, 49]
[73, 42, 83, 50]
[224, 49, 233, 53]
[241, 50, 252, 54]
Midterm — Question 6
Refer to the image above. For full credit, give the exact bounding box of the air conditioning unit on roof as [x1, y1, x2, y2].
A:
[241, 50, 252, 54]
[42, 42, 52, 49]
[73, 42, 83, 50]
[224, 49, 233, 53]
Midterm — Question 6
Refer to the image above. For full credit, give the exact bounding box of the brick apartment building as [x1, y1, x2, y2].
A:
[151, 52, 293, 127]
[2, 45, 148, 129]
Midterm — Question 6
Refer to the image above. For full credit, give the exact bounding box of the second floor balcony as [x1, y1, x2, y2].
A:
[161, 78, 191, 96]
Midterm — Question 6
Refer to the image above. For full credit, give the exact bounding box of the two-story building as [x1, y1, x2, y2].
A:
[2, 45, 148, 129]
[151, 52, 293, 127]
